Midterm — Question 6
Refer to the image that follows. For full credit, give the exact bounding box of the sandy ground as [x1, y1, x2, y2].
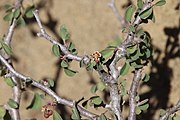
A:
[0, 0, 179, 120]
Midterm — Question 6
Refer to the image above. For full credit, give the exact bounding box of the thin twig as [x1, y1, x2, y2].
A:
[33, 10, 91, 64]
[128, 69, 142, 120]
[108, 0, 128, 28]
[160, 99, 180, 120]
[0, 54, 98, 120]
[0, 0, 24, 119]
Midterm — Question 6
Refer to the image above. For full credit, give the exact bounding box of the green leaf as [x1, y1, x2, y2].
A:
[14, 9, 20, 19]
[130, 61, 143, 69]
[139, 7, 153, 19]
[137, 0, 143, 9]
[71, 104, 80, 120]
[155, 0, 166, 6]
[136, 29, 145, 36]
[60, 25, 70, 42]
[120, 62, 130, 76]
[120, 80, 127, 96]
[79, 60, 85, 68]
[167, 116, 173, 120]
[108, 37, 122, 47]
[1, 42, 13, 55]
[91, 96, 102, 105]
[27, 93, 42, 110]
[125, 5, 136, 22]
[3, 12, 13, 22]
[142, 73, 150, 82]
[4, 77, 16, 87]
[129, 25, 135, 32]
[127, 45, 137, 54]
[16, 16, 26, 27]
[145, 48, 151, 58]
[129, 48, 141, 61]
[25, 6, 35, 18]
[139, 103, 149, 110]
[7, 99, 18, 109]
[135, 95, 140, 102]
[68, 42, 75, 51]
[100, 114, 107, 120]
[0, 106, 6, 119]
[64, 68, 77, 77]
[159, 109, 166, 116]
[61, 60, 69, 68]
[53, 110, 63, 120]
[2, 4, 12, 11]
[86, 62, 95, 71]
[97, 81, 106, 91]
[90, 85, 97, 94]
[48, 79, 54, 87]
[174, 115, 180, 120]
[52, 44, 61, 56]
[100, 48, 114, 63]
[135, 107, 142, 115]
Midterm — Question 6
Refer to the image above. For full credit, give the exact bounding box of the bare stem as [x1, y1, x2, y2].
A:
[32, 10, 91, 64]
[0, 0, 24, 119]
[128, 69, 142, 120]
[108, 0, 128, 28]
[160, 99, 180, 120]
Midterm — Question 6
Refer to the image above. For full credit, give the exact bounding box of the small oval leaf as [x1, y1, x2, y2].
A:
[0, 106, 6, 119]
[25, 6, 35, 18]
[53, 110, 63, 120]
[16, 16, 26, 27]
[71, 104, 80, 120]
[27, 93, 42, 110]
[125, 5, 136, 22]
[52, 44, 61, 56]
[61, 60, 69, 68]
[3, 12, 13, 22]
[7, 99, 18, 109]
[139, 7, 153, 19]
[100, 48, 114, 63]
[142, 73, 150, 82]
[135, 107, 142, 115]
[137, 0, 143, 9]
[139, 103, 149, 110]
[127, 45, 137, 54]
[174, 115, 180, 120]
[97, 81, 106, 91]
[48, 79, 54, 87]
[4, 77, 16, 87]
[129, 25, 135, 32]
[90, 85, 97, 94]
[1, 42, 13, 55]
[155, 0, 166, 6]
[91, 96, 102, 105]
[64, 68, 77, 77]
[100, 114, 107, 120]
[120, 62, 130, 76]
[68, 42, 75, 51]
[14, 9, 20, 18]
[60, 25, 70, 42]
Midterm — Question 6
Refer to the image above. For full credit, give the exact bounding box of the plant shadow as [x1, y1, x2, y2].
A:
[137, 24, 180, 120]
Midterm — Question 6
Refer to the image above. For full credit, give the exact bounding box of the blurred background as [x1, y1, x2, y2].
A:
[0, 0, 179, 119]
